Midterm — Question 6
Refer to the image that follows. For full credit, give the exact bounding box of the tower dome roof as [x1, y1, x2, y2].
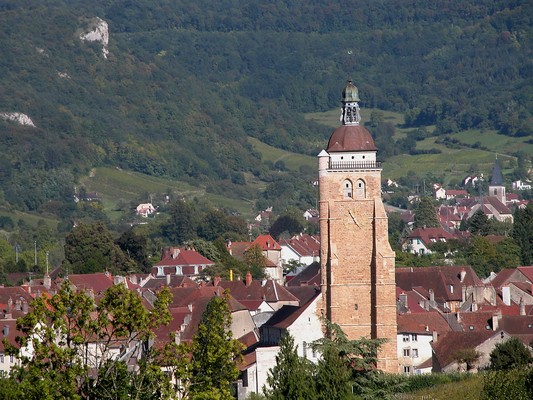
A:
[342, 79, 360, 102]
[327, 125, 377, 152]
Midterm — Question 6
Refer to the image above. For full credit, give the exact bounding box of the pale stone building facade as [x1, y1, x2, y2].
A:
[318, 80, 398, 372]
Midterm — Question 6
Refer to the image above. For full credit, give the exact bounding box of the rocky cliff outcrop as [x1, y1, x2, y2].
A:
[0, 112, 36, 127]
[79, 17, 109, 59]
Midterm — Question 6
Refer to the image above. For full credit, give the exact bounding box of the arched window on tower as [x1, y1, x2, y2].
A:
[343, 179, 353, 198]
[355, 179, 366, 199]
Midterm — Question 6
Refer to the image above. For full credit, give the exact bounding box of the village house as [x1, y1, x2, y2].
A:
[402, 227, 457, 255]
[228, 235, 283, 282]
[151, 247, 215, 279]
[279, 233, 320, 269]
[136, 202, 156, 217]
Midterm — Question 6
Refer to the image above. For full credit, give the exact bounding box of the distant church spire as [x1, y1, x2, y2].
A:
[340, 79, 361, 126]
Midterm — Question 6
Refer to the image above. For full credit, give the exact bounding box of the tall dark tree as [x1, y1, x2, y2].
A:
[413, 197, 440, 229]
[116, 228, 151, 272]
[467, 210, 491, 235]
[512, 203, 533, 265]
[189, 291, 244, 400]
[490, 337, 533, 371]
[269, 215, 303, 240]
[162, 200, 198, 244]
[264, 333, 316, 400]
[63, 222, 136, 274]
[315, 347, 352, 400]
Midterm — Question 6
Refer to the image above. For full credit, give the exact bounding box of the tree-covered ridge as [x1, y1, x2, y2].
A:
[0, 0, 530, 214]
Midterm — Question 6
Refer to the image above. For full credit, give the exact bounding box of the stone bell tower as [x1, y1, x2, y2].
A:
[318, 79, 397, 372]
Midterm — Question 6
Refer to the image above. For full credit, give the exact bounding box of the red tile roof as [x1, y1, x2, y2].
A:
[251, 235, 281, 251]
[154, 249, 215, 267]
[396, 266, 482, 303]
[406, 227, 457, 246]
[327, 125, 377, 152]
[517, 266, 533, 282]
[286, 262, 321, 287]
[64, 272, 115, 294]
[397, 311, 452, 334]
[279, 234, 320, 258]
[219, 279, 298, 303]
[432, 330, 495, 369]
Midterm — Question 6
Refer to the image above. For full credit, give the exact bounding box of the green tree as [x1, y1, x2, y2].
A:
[315, 347, 352, 400]
[243, 243, 267, 279]
[5, 282, 173, 399]
[264, 333, 316, 400]
[490, 337, 533, 371]
[493, 238, 522, 270]
[116, 228, 152, 272]
[189, 291, 244, 400]
[467, 210, 491, 235]
[162, 200, 199, 244]
[413, 197, 440, 229]
[481, 370, 531, 400]
[63, 222, 136, 274]
[467, 235, 498, 277]
[311, 319, 386, 397]
[512, 203, 533, 265]
[452, 348, 481, 371]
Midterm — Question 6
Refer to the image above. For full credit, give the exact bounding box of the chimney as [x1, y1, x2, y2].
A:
[7, 297, 12, 314]
[462, 286, 467, 303]
[460, 268, 466, 283]
[166, 274, 171, 286]
[22, 300, 28, 314]
[429, 289, 435, 307]
[519, 297, 525, 316]
[492, 313, 499, 331]
[246, 271, 252, 287]
[3, 325, 9, 337]
[456, 311, 461, 323]
[43, 274, 52, 290]
[213, 276, 221, 287]
[432, 330, 438, 342]
[172, 248, 180, 259]
[502, 285, 511, 306]
[399, 292, 408, 310]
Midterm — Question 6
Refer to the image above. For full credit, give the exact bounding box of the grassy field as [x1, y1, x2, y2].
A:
[73, 109, 529, 222]
[305, 108, 529, 184]
[395, 374, 483, 400]
[79, 167, 258, 220]
[247, 137, 316, 171]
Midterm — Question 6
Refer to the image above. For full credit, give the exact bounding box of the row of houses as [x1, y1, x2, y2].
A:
[2, 248, 532, 397]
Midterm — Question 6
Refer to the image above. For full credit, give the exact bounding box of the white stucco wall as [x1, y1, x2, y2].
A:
[397, 332, 434, 374]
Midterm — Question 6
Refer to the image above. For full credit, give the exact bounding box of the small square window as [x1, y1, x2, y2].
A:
[403, 334, 409, 342]
[412, 334, 417, 342]
[403, 349, 410, 357]
[404, 366, 411, 373]
[412, 349, 418, 358]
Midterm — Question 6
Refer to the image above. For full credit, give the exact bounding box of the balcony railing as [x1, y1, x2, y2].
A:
[329, 160, 382, 170]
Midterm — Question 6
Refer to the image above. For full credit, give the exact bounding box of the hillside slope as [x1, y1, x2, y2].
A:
[0, 1, 530, 216]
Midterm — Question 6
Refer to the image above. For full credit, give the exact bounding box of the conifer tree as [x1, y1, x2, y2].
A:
[189, 291, 244, 400]
[315, 347, 352, 400]
[414, 197, 440, 229]
[264, 333, 316, 400]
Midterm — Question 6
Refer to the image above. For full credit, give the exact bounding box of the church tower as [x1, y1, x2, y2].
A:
[318, 80, 397, 372]
[488, 156, 506, 204]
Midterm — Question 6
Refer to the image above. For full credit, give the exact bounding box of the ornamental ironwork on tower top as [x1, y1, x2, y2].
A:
[340, 79, 361, 125]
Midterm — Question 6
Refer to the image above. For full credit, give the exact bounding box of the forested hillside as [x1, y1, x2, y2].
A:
[0, 0, 531, 216]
